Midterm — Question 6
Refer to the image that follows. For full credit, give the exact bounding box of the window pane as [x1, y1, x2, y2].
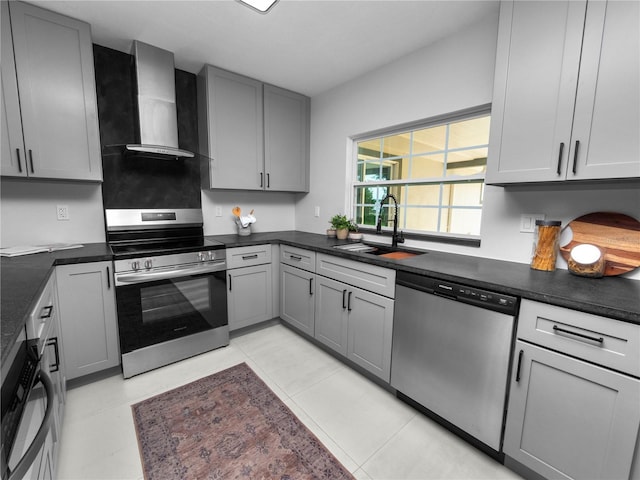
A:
[448, 116, 491, 149]
[446, 148, 488, 176]
[406, 184, 441, 205]
[358, 139, 382, 159]
[442, 208, 482, 236]
[413, 125, 446, 153]
[404, 207, 440, 231]
[382, 133, 410, 157]
[448, 182, 483, 207]
[410, 154, 445, 179]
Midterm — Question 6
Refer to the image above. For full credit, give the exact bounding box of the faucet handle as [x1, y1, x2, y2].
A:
[397, 230, 405, 243]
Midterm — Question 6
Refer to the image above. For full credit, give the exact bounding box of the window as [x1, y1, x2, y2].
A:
[353, 110, 490, 240]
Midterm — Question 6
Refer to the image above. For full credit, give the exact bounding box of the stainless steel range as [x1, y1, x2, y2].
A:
[107, 208, 228, 378]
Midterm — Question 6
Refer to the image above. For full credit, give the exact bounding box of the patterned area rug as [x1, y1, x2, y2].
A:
[131, 362, 354, 479]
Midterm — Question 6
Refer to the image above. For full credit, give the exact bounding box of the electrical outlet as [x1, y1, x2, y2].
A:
[56, 205, 70, 221]
[520, 213, 545, 233]
[215, 206, 223, 217]
[314, 206, 320, 217]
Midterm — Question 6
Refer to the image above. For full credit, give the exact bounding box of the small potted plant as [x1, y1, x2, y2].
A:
[329, 214, 350, 240]
[348, 219, 363, 241]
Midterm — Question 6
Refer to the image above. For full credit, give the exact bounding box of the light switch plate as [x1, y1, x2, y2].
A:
[520, 213, 545, 233]
[215, 206, 223, 217]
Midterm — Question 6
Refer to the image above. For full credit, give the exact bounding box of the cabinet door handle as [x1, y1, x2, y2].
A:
[515, 349, 524, 382]
[16, 148, 23, 173]
[347, 291, 353, 311]
[572, 140, 580, 174]
[40, 305, 53, 319]
[342, 289, 347, 309]
[260, 172, 264, 188]
[106, 266, 111, 289]
[553, 325, 603, 344]
[267, 173, 270, 188]
[46, 338, 60, 372]
[28, 149, 34, 174]
[309, 277, 313, 295]
[556, 142, 564, 175]
[228, 274, 232, 291]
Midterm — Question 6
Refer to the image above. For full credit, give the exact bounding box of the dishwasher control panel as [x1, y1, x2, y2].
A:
[396, 271, 519, 316]
[435, 282, 518, 314]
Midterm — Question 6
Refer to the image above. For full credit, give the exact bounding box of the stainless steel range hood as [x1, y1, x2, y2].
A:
[126, 41, 194, 159]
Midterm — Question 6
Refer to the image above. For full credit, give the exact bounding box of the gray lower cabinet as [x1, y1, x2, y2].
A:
[345, 286, 393, 381]
[280, 264, 315, 336]
[55, 261, 119, 380]
[314, 276, 349, 356]
[314, 274, 394, 381]
[227, 263, 273, 331]
[504, 299, 640, 480]
[504, 341, 640, 480]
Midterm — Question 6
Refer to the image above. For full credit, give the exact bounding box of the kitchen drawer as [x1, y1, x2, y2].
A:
[281, 245, 316, 272]
[316, 253, 395, 298]
[227, 244, 272, 269]
[517, 299, 640, 377]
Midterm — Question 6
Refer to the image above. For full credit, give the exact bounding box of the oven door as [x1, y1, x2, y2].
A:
[115, 270, 227, 354]
[4, 370, 54, 480]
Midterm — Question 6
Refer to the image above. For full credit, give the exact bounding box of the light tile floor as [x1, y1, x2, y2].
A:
[57, 323, 523, 479]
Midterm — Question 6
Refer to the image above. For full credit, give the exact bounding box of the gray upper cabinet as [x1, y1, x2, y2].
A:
[198, 66, 264, 190]
[198, 65, 310, 192]
[264, 84, 310, 192]
[487, 0, 640, 184]
[1, 1, 102, 181]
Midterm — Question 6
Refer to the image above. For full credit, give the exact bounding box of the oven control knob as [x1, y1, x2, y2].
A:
[197, 252, 206, 262]
[131, 261, 140, 271]
[144, 259, 153, 269]
[208, 251, 216, 261]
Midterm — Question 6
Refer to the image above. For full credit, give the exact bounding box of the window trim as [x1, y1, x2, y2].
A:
[349, 104, 491, 245]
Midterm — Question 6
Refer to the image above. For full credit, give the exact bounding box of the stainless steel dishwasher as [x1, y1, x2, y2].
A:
[390, 271, 518, 458]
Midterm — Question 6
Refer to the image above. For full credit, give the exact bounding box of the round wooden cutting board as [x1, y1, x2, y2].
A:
[559, 212, 640, 276]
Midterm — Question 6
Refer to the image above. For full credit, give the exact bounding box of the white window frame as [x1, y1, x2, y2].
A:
[349, 105, 490, 246]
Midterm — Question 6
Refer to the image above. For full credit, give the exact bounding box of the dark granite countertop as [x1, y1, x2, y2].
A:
[206, 230, 640, 324]
[2, 232, 639, 364]
[1, 243, 113, 363]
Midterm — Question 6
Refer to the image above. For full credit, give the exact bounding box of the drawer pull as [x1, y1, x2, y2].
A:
[553, 325, 603, 344]
[290, 255, 302, 261]
[40, 305, 53, 319]
[242, 254, 259, 260]
[309, 277, 313, 295]
[46, 338, 60, 372]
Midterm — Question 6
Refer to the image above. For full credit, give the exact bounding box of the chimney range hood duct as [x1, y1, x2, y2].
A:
[126, 41, 194, 159]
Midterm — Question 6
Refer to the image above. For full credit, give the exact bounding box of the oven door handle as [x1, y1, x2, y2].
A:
[115, 262, 225, 285]
[8, 370, 54, 480]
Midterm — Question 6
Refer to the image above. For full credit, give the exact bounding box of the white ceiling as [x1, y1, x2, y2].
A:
[27, 0, 499, 97]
